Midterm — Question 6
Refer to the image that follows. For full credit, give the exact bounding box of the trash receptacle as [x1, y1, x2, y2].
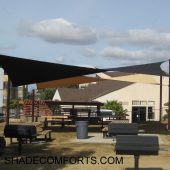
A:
[75, 121, 88, 139]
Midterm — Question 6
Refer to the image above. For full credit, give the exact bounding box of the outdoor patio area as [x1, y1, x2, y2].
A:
[0, 121, 170, 170]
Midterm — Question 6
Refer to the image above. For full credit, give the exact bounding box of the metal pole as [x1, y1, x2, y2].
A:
[97, 105, 101, 117]
[97, 105, 102, 127]
[18, 138, 22, 155]
[159, 75, 162, 122]
[134, 155, 139, 170]
[6, 76, 10, 125]
[168, 59, 170, 130]
[32, 89, 35, 122]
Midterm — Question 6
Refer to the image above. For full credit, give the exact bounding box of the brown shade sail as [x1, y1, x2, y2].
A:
[0, 54, 106, 86]
[37, 76, 104, 89]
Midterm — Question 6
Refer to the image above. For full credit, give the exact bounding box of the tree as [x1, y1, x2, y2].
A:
[38, 88, 56, 100]
[103, 100, 127, 116]
[10, 99, 22, 117]
[37, 88, 60, 114]
[25, 91, 33, 99]
[67, 84, 79, 88]
[48, 103, 61, 115]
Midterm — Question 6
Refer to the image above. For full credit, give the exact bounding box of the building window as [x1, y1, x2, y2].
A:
[148, 106, 155, 119]
[140, 101, 147, 105]
[148, 101, 155, 106]
[132, 100, 140, 105]
[132, 100, 155, 107]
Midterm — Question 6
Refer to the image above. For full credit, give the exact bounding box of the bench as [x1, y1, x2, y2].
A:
[4, 124, 52, 154]
[42, 115, 72, 128]
[115, 135, 159, 170]
[102, 123, 138, 138]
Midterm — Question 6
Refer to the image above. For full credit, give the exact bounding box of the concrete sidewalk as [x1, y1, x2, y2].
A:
[71, 132, 115, 144]
[70, 132, 164, 145]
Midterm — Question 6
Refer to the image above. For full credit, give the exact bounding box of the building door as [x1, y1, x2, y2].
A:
[132, 106, 146, 123]
[132, 107, 139, 123]
[139, 107, 146, 122]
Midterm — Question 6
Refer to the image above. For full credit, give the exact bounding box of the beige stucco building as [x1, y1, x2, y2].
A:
[2, 72, 28, 114]
[53, 72, 169, 123]
[95, 80, 168, 122]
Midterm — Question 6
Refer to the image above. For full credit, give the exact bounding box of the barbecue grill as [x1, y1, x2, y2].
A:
[115, 135, 159, 170]
[4, 124, 37, 154]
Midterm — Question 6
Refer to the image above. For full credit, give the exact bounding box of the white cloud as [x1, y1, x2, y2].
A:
[101, 46, 170, 64]
[100, 29, 170, 64]
[18, 18, 97, 45]
[102, 29, 170, 49]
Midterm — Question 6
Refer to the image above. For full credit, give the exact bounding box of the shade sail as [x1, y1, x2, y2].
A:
[111, 74, 159, 84]
[97, 72, 159, 85]
[109, 61, 168, 76]
[37, 76, 104, 89]
[0, 54, 105, 86]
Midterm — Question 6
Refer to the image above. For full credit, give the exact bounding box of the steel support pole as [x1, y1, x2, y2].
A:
[6, 76, 10, 125]
[160, 75, 162, 122]
[32, 89, 35, 122]
[134, 155, 139, 170]
[168, 60, 170, 130]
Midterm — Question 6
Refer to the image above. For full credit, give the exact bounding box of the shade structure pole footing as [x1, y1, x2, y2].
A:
[134, 155, 139, 170]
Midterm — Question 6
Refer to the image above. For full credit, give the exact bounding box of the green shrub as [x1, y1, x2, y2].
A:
[163, 113, 168, 121]
[103, 100, 127, 116]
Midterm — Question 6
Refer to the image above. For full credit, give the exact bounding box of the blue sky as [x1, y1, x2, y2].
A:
[1, 0, 170, 68]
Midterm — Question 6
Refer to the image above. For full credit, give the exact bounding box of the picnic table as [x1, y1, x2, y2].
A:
[42, 115, 72, 128]
[102, 123, 138, 138]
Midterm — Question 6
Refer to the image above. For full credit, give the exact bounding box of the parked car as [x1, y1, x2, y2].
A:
[91, 109, 115, 121]
[100, 109, 115, 121]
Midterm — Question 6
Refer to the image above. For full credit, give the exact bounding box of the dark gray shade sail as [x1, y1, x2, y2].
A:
[0, 54, 106, 87]
[108, 61, 168, 76]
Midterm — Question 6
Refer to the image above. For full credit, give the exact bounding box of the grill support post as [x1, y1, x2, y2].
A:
[134, 155, 139, 170]
[18, 138, 22, 155]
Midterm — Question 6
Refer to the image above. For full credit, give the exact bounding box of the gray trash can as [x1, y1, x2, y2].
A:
[75, 121, 88, 139]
